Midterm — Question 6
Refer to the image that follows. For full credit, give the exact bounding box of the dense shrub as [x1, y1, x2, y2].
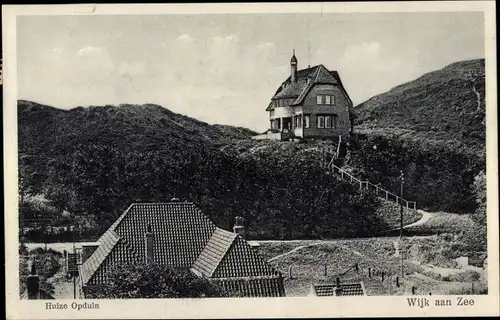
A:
[19, 247, 60, 297]
[30, 249, 61, 279]
[442, 270, 481, 282]
[86, 262, 232, 299]
[346, 133, 484, 213]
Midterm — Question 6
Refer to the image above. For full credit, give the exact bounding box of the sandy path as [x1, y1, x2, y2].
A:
[267, 241, 327, 262]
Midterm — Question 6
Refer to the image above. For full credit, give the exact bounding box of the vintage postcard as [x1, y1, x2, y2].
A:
[3, 2, 498, 319]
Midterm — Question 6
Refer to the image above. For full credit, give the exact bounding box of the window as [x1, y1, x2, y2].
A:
[295, 116, 302, 128]
[279, 100, 283, 107]
[317, 116, 325, 128]
[270, 110, 275, 117]
[316, 95, 336, 105]
[325, 116, 332, 128]
[304, 115, 310, 128]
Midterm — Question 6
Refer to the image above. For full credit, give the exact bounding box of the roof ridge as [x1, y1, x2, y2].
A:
[130, 201, 194, 205]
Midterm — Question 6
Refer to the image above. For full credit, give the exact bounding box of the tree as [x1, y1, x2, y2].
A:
[86, 261, 232, 299]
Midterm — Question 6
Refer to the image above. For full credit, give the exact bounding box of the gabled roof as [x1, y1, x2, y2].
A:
[79, 202, 281, 293]
[191, 228, 237, 277]
[266, 64, 352, 111]
[311, 282, 366, 296]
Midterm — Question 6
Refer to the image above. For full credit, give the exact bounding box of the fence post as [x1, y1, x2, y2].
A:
[385, 191, 388, 200]
[368, 268, 371, 278]
[324, 265, 327, 277]
[396, 276, 400, 287]
[381, 272, 385, 282]
[412, 286, 416, 295]
[289, 266, 293, 279]
[355, 263, 359, 272]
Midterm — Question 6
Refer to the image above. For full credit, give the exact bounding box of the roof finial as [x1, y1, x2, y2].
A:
[293, 49, 295, 56]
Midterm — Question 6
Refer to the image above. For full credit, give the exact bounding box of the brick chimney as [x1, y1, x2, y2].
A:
[27, 264, 40, 299]
[233, 216, 246, 239]
[334, 277, 342, 296]
[145, 224, 154, 261]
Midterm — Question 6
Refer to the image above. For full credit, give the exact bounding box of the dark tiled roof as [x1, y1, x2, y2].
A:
[114, 203, 216, 268]
[312, 282, 366, 296]
[267, 64, 352, 110]
[211, 275, 285, 297]
[79, 229, 120, 286]
[79, 202, 284, 297]
[212, 236, 281, 278]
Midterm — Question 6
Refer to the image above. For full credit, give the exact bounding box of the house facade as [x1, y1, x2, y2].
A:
[78, 201, 285, 298]
[258, 51, 353, 141]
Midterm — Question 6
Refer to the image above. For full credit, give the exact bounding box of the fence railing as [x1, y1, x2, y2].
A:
[329, 163, 417, 211]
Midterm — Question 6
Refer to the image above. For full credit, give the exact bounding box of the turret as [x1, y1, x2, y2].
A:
[290, 50, 298, 83]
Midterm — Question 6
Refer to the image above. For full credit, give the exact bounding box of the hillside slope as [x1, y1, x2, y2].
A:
[18, 100, 257, 156]
[354, 59, 485, 157]
[18, 100, 387, 242]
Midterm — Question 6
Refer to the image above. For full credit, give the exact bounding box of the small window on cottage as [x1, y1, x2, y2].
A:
[325, 95, 331, 105]
[304, 115, 310, 128]
[317, 116, 325, 128]
[294, 116, 301, 128]
[331, 95, 336, 105]
[325, 116, 332, 128]
[317, 95, 323, 105]
[270, 110, 275, 117]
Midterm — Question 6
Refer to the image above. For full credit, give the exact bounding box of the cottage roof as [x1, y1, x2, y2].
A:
[266, 64, 352, 111]
[311, 282, 366, 296]
[79, 202, 282, 295]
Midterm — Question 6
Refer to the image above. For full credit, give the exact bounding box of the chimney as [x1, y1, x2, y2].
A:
[334, 277, 342, 296]
[27, 264, 40, 300]
[233, 216, 246, 239]
[145, 224, 154, 261]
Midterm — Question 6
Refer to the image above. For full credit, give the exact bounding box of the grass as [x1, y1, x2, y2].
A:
[404, 211, 474, 235]
[257, 235, 487, 296]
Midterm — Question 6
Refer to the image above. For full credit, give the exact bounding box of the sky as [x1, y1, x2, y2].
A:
[17, 12, 484, 131]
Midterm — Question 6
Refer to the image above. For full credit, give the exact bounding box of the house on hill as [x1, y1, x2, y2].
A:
[78, 201, 285, 298]
[254, 51, 353, 141]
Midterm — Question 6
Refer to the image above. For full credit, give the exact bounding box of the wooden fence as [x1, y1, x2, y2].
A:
[330, 164, 417, 211]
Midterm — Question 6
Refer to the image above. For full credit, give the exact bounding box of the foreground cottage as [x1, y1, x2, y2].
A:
[255, 51, 353, 141]
[78, 201, 285, 297]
